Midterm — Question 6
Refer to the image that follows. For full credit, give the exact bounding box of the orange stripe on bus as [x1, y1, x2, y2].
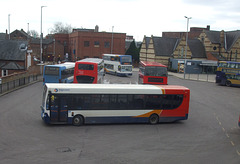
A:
[134, 110, 163, 118]
[154, 85, 165, 94]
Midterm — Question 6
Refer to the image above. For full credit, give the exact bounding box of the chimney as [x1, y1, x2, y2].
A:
[6, 29, 9, 40]
[95, 25, 99, 32]
[207, 25, 210, 31]
[220, 30, 225, 46]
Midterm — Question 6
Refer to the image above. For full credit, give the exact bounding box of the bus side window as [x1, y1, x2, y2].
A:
[118, 95, 128, 109]
[109, 95, 118, 109]
[132, 95, 144, 109]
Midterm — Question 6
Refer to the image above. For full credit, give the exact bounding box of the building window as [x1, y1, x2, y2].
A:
[181, 47, 184, 58]
[235, 50, 238, 61]
[84, 41, 90, 47]
[2, 70, 8, 77]
[104, 42, 110, 48]
[94, 41, 100, 47]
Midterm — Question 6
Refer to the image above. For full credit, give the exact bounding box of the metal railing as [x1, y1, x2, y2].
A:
[0, 74, 42, 95]
[168, 72, 216, 83]
[184, 73, 216, 82]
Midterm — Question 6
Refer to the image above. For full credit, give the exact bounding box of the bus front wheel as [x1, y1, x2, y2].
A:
[73, 115, 84, 126]
[149, 114, 159, 125]
[226, 80, 232, 87]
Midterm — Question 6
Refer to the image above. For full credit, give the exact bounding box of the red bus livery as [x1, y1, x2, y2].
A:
[139, 61, 168, 85]
[74, 58, 104, 84]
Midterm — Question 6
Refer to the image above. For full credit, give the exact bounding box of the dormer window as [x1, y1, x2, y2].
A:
[19, 43, 27, 51]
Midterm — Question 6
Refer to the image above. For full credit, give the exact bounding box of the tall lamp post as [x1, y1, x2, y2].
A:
[111, 26, 114, 54]
[184, 16, 191, 79]
[8, 14, 10, 39]
[40, 6, 47, 64]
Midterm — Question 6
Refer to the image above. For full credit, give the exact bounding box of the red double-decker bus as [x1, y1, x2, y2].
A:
[73, 58, 104, 84]
[139, 61, 168, 85]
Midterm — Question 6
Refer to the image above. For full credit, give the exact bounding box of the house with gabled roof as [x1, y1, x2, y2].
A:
[139, 35, 179, 66]
[0, 40, 28, 77]
[7, 29, 66, 63]
[139, 26, 240, 73]
[139, 36, 151, 61]
[139, 33, 216, 73]
[199, 30, 240, 62]
[172, 37, 206, 60]
[10, 29, 31, 40]
[0, 33, 7, 40]
[170, 36, 218, 73]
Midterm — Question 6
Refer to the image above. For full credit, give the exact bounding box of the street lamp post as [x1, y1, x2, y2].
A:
[40, 6, 47, 64]
[8, 14, 10, 39]
[111, 26, 114, 54]
[184, 16, 191, 79]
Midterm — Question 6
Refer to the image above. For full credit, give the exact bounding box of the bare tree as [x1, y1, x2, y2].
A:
[28, 30, 39, 38]
[50, 22, 73, 34]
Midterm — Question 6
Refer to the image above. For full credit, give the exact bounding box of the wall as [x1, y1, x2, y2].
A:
[69, 31, 126, 60]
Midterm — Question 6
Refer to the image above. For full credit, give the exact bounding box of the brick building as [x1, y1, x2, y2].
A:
[68, 28, 126, 61]
[10, 29, 30, 40]
[46, 33, 69, 61]
[6, 28, 127, 64]
[0, 40, 28, 77]
[199, 30, 240, 62]
[140, 25, 240, 74]
[162, 25, 210, 39]
[30, 38, 64, 62]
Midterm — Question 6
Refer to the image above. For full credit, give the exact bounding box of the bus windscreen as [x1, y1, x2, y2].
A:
[121, 56, 132, 63]
[145, 67, 167, 76]
[44, 67, 59, 76]
[78, 64, 94, 70]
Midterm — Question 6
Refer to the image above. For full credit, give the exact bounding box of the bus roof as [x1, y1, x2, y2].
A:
[219, 61, 240, 64]
[45, 83, 189, 95]
[44, 62, 75, 69]
[77, 58, 103, 64]
[103, 54, 131, 57]
[140, 61, 167, 67]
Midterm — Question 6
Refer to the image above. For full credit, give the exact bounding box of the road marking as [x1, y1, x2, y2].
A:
[231, 141, 235, 146]
[222, 127, 225, 132]
[214, 113, 240, 156]
[226, 133, 230, 138]
[237, 150, 240, 156]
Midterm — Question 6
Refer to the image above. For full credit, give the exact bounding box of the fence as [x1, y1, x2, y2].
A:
[0, 74, 42, 95]
[168, 72, 216, 83]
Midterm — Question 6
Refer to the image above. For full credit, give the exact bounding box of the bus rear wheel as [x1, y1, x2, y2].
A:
[149, 114, 159, 125]
[73, 115, 84, 126]
[226, 80, 232, 87]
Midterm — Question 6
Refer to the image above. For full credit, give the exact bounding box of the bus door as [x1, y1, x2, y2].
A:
[50, 95, 68, 123]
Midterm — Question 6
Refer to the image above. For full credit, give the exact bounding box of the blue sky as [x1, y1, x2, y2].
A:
[1, 0, 240, 41]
